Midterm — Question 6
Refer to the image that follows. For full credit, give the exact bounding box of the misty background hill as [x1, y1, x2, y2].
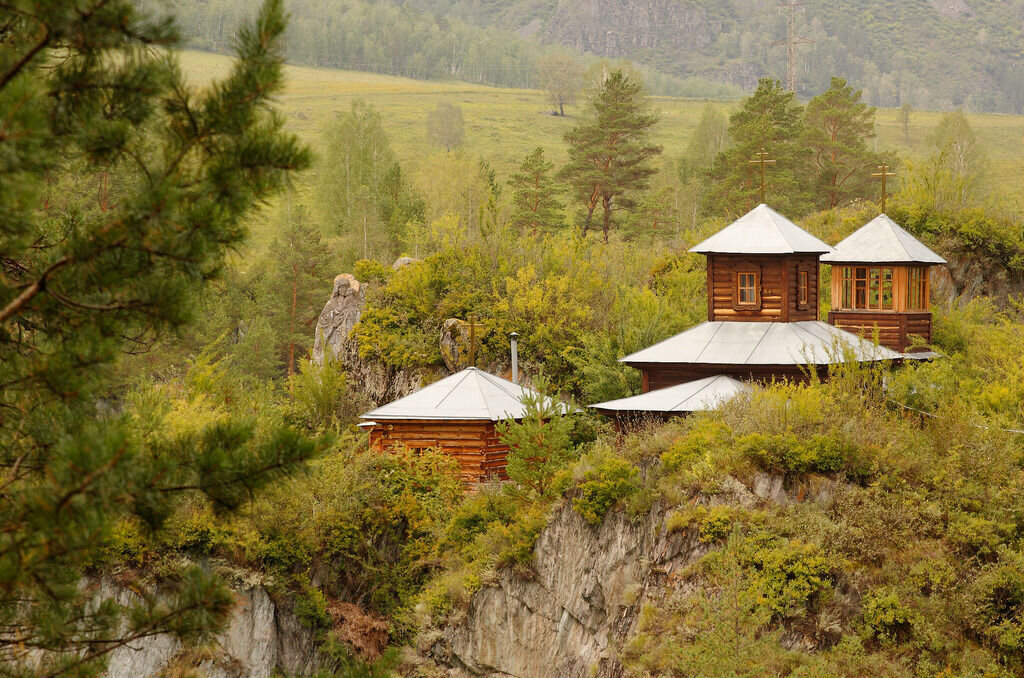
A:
[156, 0, 1024, 111]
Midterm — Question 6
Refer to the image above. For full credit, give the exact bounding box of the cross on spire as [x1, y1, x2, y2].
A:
[749, 149, 776, 204]
[872, 163, 896, 212]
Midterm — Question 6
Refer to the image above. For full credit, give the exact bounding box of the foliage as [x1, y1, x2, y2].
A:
[508, 147, 564, 234]
[703, 78, 810, 218]
[314, 100, 424, 264]
[0, 0, 314, 673]
[536, 53, 584, 116]
[571, 444, 640, 526]
[801, 77, 887, 211]
[497, 376, 578, 497]
[427, 102, 466, 153]
[559, 69, 662, 241]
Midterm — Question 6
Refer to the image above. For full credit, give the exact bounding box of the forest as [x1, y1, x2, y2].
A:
[143, 0, 1024, 112]
[3, 0, 1024, 677]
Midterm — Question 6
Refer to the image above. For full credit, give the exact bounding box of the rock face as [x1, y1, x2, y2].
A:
[421, 473, 833, 678]
[311, 271, 439, 404]
[104, 582, 324, 678]
[312, 273, 365, 367]
[439, 319, 472, 372]
[424, 503, 710, 678]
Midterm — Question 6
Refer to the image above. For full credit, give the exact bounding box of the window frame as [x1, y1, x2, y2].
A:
[839, 266, 895, 310]
[734, 270, 761, 310]
[797, 269, 810, 309]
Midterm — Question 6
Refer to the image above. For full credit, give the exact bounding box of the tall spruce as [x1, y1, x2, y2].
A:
[702, 78, 809, 218]
[509, 147, 564, 233]
[0, 0, 315, 675]
[802, 77, 886, 211]
[559, 70, 661, 242]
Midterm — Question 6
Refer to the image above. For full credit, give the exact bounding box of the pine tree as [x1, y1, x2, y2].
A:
[802, 77, 885, 211]
[702, 78, 810, 218]
[265, 204, 332, 381]
[559, 70, 662, 242]
[508, 147, 564, 234]
[0, 0, 315, 674]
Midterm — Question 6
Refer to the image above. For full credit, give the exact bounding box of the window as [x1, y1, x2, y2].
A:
[908, 266, 927, 310]
[798, 270, 809, 307]
[736, 271, 759, 307]
[839, 266, 894, 310]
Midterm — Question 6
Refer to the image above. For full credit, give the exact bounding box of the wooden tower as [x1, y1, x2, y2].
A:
[821, 214, 946, 353]
[619, 204, 902, 392]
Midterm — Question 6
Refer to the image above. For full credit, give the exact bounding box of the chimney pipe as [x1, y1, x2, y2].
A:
[509, 332, 519, 385]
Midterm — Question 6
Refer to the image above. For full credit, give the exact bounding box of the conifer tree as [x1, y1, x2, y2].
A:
[802, 77, 885, 211]
[702, 78, 809, 218]
[0, 0, 314, 674]
[508, 147, 564, 234]
[559, 70, 661, 242]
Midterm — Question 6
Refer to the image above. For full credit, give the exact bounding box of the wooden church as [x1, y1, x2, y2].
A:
[821, 214, 946, 353]
[615, 204, 902, 395]
[360, 367, 563, 484]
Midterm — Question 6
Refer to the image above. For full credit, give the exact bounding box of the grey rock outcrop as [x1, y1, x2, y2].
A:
[311, 269, 442, 404]
[392, 256, 419, 271]
[423, 503, 710, 678]
[104, 582, 324, 678]
[439, 319, 472, 372]
[312, 273, 364, 367]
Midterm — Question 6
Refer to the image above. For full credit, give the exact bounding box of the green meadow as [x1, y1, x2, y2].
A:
[177, 49, 1024, 252]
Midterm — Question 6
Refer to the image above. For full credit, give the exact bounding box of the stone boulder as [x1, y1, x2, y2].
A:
[312, 274, 364, 367]
[439, 318, 472, 372]
[392, 256, 419, 271]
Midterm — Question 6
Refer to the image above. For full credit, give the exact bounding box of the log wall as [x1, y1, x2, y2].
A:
[707, 254, 819, 322]
[828, 310, 932, 352]
[368, 419, 509, 484]
[637, 363, 830, 392]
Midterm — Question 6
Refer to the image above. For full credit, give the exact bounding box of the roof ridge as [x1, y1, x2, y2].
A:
[671, 377, 716, 409]
[433, 370, 473, 408]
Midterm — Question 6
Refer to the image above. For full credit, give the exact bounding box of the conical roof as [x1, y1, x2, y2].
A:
[590, 375, 750, 415]
[690, 204, 833, 255]
[820, 214, 946, 265]
[620, 320, 902, 366]
[359, 367, 562, 421]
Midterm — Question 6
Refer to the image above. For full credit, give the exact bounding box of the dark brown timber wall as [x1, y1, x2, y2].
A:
[368, 419, 509, 484]
[707, 254, 820, 323]
[828, 311, 932, 352]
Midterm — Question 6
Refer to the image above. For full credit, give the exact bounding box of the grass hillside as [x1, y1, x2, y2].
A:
[179, 49, 1024, 191]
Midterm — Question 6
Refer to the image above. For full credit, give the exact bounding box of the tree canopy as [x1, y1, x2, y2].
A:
[559, 70, 661, 242]
[0, 0, 316, 674]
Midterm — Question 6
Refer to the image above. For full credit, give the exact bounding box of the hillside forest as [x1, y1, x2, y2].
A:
[3, 0, 1024, 677]
[146, 0, 1024, 113]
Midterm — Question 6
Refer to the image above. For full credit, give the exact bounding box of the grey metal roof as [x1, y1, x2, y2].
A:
[589, 375, 750, 414]
[621, 321, 902, 366]
[359, 367, 563, 421]
[690, 204, 834, 255]
[820, 214, 946, 265]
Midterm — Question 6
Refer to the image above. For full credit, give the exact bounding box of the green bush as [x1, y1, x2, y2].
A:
[862, 589, 916, 643]
[739, 534, 833, 618]
[738, 432, 852, 475]
[572, 446, 640, 526]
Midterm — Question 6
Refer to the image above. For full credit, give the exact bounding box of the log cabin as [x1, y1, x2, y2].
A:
[821, 214, 946, 353]
[360, 367, 562, 484]
[620, 205, 903, 392]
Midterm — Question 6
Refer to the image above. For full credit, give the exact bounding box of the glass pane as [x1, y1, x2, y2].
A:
[842, 280, 852, 308]
[869, 268, 880, 308]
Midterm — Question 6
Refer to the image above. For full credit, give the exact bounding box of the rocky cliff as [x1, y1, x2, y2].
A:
[103, 580, 324, 678]
[417, 473, 830, 677]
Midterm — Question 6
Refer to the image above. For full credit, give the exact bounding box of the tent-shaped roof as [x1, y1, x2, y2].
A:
[590, 375, 750, 415]
[359, 367, 561, 421]
[621, 321, 902, 366]
[820, 214, 946, 265]
[690, 204, 833, 255]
